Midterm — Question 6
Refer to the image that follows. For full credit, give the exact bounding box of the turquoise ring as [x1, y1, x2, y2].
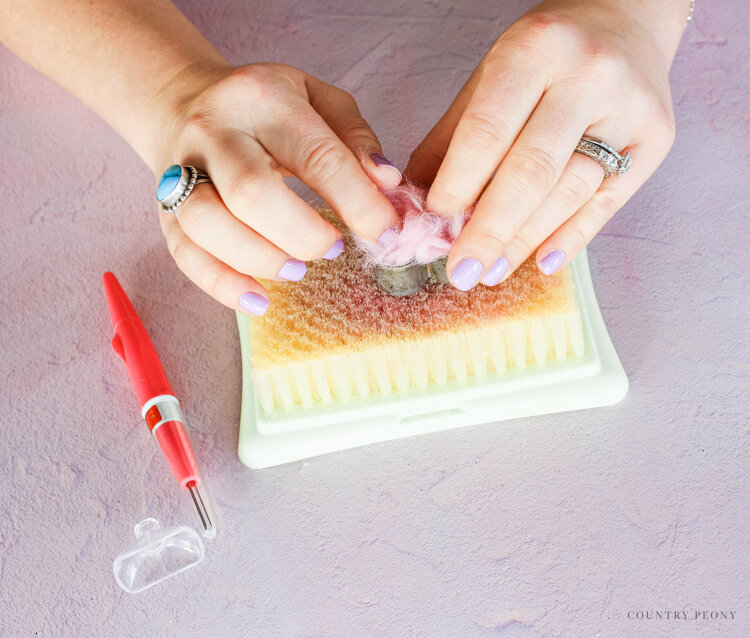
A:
[157, 164, 211, 214]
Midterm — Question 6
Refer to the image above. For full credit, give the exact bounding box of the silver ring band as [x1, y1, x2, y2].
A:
[158, 165, 211, 214]
[574, 138, 632, 178]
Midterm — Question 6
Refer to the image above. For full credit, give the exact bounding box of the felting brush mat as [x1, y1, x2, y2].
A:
[236, 205, 627, 469]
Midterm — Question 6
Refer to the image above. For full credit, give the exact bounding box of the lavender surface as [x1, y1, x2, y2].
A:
[1, 1, 748, 636]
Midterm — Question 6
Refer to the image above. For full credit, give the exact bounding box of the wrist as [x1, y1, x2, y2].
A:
[533, 0, 689, 71]
[615, 0, 692, 60]
[141, 59, 234, 175]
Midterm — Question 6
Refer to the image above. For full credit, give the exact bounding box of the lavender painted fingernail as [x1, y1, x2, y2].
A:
[278, 259, 307, 281]
[240, 292, 269, 316]
[480, 256, 509, 286]
[370, 153, 401, 178]
[323, 239, 344, 260]
[378, 228, 395, 246]
[450, 258, 483, 291]
[540, 249, 565, 275]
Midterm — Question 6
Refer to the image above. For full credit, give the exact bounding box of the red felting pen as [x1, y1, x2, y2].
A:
[102, 272, 215, 538]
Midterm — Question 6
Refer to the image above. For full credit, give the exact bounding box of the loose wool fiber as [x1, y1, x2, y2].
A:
[355, 183, 471, 267]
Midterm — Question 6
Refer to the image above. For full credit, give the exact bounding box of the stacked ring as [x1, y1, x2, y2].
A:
[574, 138, 632, 178]
[157, 164, 211, 214]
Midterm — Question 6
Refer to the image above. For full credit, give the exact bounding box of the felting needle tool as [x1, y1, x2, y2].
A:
[102, 272, 216, 538]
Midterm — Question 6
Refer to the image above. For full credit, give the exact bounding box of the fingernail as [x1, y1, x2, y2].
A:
[323, 239, 344, 260]
[278, 259, 307, 281]
[450, 258, 483, 291]
[240, 291, 269, 316]
[480, 256, 509, 286]
[539, 249, 565, 275]
[370, 153, 402, 179]
[378, 228, 394, 246]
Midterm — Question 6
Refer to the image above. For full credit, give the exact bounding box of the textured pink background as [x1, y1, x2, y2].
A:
[1, 1, 748, 636]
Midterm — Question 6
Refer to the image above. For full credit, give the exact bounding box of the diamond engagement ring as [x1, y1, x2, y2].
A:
[157, 164, 211, 214]
[574, 138, 632, 178]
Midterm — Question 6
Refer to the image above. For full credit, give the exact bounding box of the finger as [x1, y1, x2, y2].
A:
[160, 211, 271, 316]
[255, 96, 399, 242]
[306, 76, 402, 189]
[403, 63, 484, 188]
[174, 182, 312, 282]
[535, 140, 662, 274]
[425, 46, 549, 215]
[447, 90, 594, 289]
[197, 132, 344, 262]
[482, 152, 603, 285]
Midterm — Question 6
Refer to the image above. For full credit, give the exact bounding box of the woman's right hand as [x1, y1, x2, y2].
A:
[155, 63, 402, 315]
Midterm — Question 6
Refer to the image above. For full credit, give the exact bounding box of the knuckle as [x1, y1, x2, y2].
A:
[590, 192, 621, 221]
[169, 235, 191, 267]
[511, 11, 574, 51]
[202, 265, 224, 301]
[174, 193, 210, 230]
[509, 231, 536, 257]
[585, 43, 624, 75]
[180, 109, 216, 141]
[300, 138, 345, 182]
[556, 170, 596, 208]
[461, 110, 509, 151]
[340, 121, 376, 148]
[568, 222, 589, 249]
[211, 64, 301, 110]
[333, 86, 358, 107]
[519, 11, 564, 39]
[224, 65, 276, 98]
[512, 147, 558, 188]
[227, 169, 269, 208]
[469, 223, 510, 254]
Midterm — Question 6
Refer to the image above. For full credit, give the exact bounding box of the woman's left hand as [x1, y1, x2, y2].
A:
[404, 0, 688, 289]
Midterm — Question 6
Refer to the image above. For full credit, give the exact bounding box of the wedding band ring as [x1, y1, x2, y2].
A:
[574, 138, 632, 178]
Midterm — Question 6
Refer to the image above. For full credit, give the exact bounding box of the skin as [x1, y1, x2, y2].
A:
[0, 0, 691, 310]
[406, 0, 691, 287]
[0, 0, 401, 312]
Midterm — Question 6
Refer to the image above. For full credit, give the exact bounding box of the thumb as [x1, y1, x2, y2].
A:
[306, 76, 402, 189]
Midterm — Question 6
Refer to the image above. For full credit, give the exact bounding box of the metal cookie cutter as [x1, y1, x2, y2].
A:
[374, 256, 450, 296]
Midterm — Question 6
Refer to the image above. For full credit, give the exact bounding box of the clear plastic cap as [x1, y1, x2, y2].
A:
[113, 518, 205, 593]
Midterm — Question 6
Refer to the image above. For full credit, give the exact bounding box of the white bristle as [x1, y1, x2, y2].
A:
[251, 368, 274, 416]
[406, 342, 429, 391]
[427, 337, 448, 387]
[290, 362, 314, 410]
[507, 322, 528, 372]
[328, 354, 352, 404]
[255, 312, 585, 417]
[351, 352, 371, 401]
[529, 317, 548, 367]
[309, 360, 333, 407]
[389, 344, 410, 394]
[568, 309, 585, 359]
[466, 330, 488, 380]
[488, 326, 507, 375]
[446, 333, 468, 385]
[372, 350, 392, 398]
[550, 315, 569, 363]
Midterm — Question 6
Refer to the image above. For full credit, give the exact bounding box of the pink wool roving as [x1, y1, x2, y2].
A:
[355, 183, 472, 267]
